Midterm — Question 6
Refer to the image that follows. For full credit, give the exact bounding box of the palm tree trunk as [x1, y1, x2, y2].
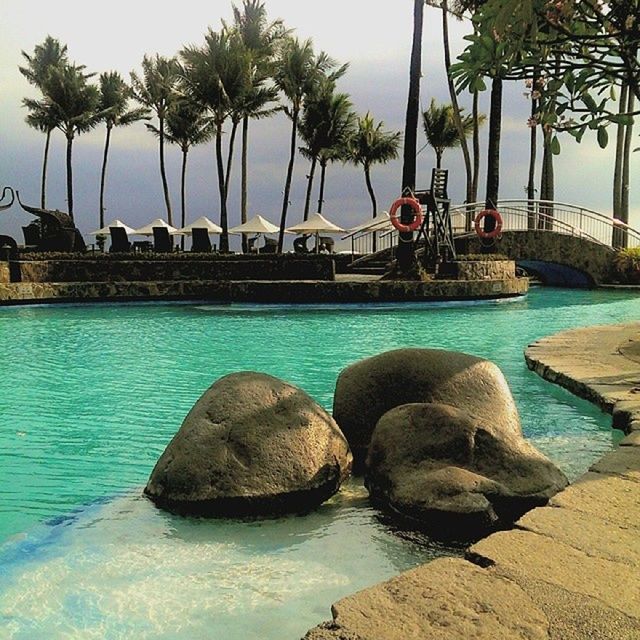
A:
[364, 163, 378, 253]
[181, 148, 188, 251]
[241, 115, 249, 253]
[539, 129, 554, 230]
[159, 114, 173, 226]
[620, 89, 635, 248]
[613, 83, 628, 222]
[99, 125, 112, 229]
[41, 129, 51, 210]
[398, 0, 424, 272]
[472, 88, 480, 202]
[66, 133, 74, 219]
[216, 122, 229, 252]
[527, 73, 538, 230]
[278, 108, 299, 252]
[442, 1, 472, 203]
[317, 160, 327, 214]
[436, 150, 443, 169]
[484, 76, 502, 237]
[303, 156, 317, 221]
[224, 120, 239, 200]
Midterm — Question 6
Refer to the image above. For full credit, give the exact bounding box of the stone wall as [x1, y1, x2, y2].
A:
[0, 261, 8, 284]
[454, 260, 516, 281]
[0, 277, 528, 305]
[9, 255, 334, 284]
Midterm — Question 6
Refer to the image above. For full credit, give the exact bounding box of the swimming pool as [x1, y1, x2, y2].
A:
[0, 288, 637, 638]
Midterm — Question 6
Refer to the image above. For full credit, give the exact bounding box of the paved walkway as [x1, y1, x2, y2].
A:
[304, 323, 640, 640]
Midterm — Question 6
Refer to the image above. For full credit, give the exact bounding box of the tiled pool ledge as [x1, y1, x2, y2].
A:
[0, 277, 528, 305]
[305, 322, 640, 640]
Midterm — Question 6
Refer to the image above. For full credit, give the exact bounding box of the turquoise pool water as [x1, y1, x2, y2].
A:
[0, 288, 638, 638]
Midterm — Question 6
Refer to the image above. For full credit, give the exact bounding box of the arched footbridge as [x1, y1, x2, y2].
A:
[345, 200, 639, 287]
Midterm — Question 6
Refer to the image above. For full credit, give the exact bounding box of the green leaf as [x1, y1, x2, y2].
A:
[550, 136, 561, 155]
[609, 114, 634, 125]
[597, 126, 608, 149]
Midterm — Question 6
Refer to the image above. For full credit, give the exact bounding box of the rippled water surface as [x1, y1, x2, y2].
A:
[0, 287, 638, 638]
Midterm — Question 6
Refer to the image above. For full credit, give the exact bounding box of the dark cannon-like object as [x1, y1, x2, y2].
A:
[17, 191, 85, 252]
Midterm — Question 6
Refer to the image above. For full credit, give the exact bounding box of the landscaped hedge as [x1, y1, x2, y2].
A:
[612, 247, 640, 284]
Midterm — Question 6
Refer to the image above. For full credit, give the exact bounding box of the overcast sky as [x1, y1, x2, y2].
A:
[0, 0, 637, 248]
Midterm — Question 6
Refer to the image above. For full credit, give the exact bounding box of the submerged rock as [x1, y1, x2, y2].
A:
[145, 371, 352, 516]
[366, 402, 568, 539]
[333, 348, 521, 470]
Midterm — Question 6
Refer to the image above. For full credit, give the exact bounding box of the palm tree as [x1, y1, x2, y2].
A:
[272, 37, 348, 251]
[422, 99, 475, 168]
[19, 36, 69, 208]
[43, 63, 101, 219]
[98, 72, 148, 228]
[299, 81, 354, 218]
[181, 29, 253, 252]
[314, 92, 355, 214]
[150, 98, 214, 244]
[226, 0, 287, 244]
[130, 55, 181, 225]
[22, 100, 60, 209]
[348, 113, 401, 220]
[398, 0, 425, 272]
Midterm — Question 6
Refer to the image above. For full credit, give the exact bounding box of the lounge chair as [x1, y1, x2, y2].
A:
[109, 227, 131, 253]
[153, 227, 172, 253]
[293, 235, 309, 254]
[191, 227, 212, 252]
[314, 236, 334, 253]
[260, 237, 278, 254]
[22, 223, 40, 250]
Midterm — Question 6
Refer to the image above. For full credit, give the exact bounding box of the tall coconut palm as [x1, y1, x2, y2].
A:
[273, 36, 348, 251]
[151, 98, 214, 243]
[19, 36, 69, 208]
[181, 29, 253, 251]
[43, 63, 101, 219]
[299, 81, 354, 218]
[98, 72, 148, 228]
[130, 55, 181, 225]
[22, 100, 60, 210]
[348, 113, 401, 220]
[398, 0, 425, 271]
[226, 0, 287, 240]
[314, 93, 355, 214]
[422, 99, 476, 168]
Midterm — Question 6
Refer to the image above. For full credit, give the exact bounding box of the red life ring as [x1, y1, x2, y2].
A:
[474, 209, 503, 239]
[389, 197, 423, 233]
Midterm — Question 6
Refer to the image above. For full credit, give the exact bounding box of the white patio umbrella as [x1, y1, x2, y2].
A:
[228, 214, 280, 235]
[89, 219, 136, 236]
[132, 218, 178, 236]
[171, 216, 222, 235]
[286, 212, 345, 253]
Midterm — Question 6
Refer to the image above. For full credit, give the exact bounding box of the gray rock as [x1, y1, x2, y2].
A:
[145, 371, 352, 516]
[366, 402, 567, 539]
[333, 348, 521, 470]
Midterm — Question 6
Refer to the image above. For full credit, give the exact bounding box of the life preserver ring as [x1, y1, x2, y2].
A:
[389, 197, 423, 233]
[474, 209, 503, 239]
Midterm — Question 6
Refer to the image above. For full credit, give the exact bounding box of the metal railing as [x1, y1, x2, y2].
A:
[449, 200, 640, 249]
[343, 200, 640, 255]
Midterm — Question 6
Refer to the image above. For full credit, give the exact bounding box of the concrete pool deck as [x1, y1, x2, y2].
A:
[304, 322, 640, 640]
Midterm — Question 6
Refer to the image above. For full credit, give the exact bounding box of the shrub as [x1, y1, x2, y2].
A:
[612, 247, 640, 284]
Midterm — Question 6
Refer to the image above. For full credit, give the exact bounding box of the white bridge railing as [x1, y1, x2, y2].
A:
[343, 200, 640, 255]
[449, 200, 640, 249]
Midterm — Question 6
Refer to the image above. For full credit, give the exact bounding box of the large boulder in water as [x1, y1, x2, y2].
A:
[145, 372, 352, 516]
[333, 348, 521, 470]
[366, 402, 568, 539]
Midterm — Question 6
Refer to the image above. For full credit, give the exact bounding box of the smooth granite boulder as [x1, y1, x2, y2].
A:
[366, 402, 568, 539]
[145, 372, 352, 516]
[333, 348, 521, 470]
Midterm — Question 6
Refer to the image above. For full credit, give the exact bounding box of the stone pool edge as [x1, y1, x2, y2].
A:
[303, 322, 640, 639]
